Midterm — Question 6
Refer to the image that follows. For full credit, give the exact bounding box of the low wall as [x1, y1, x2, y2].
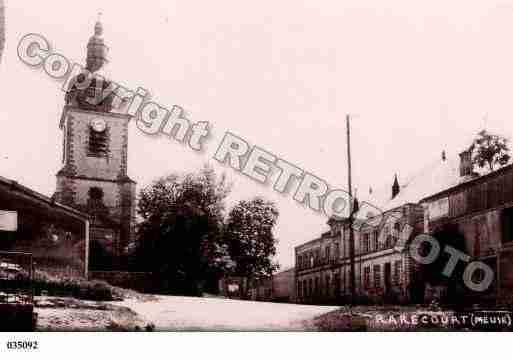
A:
[90, 271, 154, 293]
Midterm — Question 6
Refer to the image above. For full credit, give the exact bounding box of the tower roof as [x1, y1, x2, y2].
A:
[86, 16, 108, 73]
[65, 16, 117, 112]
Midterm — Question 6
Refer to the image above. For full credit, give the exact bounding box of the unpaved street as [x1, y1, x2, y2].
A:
[123, 295, 339, 331]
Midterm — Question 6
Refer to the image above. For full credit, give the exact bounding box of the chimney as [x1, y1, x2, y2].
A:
[442, 150, 446, 161]
[459, 149, 472, 177]
[392, 174, 400, 199]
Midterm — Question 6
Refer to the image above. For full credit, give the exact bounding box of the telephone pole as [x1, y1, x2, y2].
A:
[346, 114, 356, 305]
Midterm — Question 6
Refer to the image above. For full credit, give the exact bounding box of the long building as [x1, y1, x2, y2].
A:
[0, 175, 90, 277]
[295, 147, 513, 305]
[295, 202, 423, 305]
[420, 149, 513, 305]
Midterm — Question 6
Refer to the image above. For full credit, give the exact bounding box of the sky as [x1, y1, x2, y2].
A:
[2, 0, 513, 268]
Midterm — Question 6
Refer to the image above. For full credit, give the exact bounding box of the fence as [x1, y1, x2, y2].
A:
[0, 251, 34, 305]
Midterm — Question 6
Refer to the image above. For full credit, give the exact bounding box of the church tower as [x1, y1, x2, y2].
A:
[54, 19, 136, 264]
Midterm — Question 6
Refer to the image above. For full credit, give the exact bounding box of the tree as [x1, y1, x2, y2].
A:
[471, 129, 511, 172]
[134, 165, 232, 295]
[225, 198, 280, 297]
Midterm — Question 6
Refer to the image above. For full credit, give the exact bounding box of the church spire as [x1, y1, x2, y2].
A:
[392, 174, 400, 199]
[86, 13, 108, 72]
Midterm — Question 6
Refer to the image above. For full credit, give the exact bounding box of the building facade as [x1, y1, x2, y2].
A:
[295, 147, 513, 305]
[248, 268, 296, 302]
[53, 20, 136, 266]
[1, 175, 90, 277]
[295, 202, 423, 305]
[421, 153, 513, 305]
[272, 268, 295, 302]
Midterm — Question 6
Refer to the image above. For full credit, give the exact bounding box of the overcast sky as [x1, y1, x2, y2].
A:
[2, 0, 513, 268]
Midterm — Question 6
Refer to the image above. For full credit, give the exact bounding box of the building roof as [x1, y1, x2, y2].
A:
[355, 153, 461, 218]
[422, 161, 513, 203]
[297, 146, 513, 251]
[0, 175, 90, 221]
[357, 149, 513, 219]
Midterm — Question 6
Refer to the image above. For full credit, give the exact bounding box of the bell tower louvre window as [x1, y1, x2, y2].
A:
[88, 125, 109, 157]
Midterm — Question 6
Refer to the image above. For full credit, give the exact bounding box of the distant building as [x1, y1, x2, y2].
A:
[219, 268, 296, 302]
[249, 268, 296, 303]
[272, 268, 295, 302]
[249, 277, 273, 301]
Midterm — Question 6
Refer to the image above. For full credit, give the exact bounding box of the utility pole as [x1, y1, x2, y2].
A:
[346, 114, 356, 305]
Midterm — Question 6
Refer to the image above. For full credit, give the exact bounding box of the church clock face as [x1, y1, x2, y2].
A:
[90, 118, 106, 132]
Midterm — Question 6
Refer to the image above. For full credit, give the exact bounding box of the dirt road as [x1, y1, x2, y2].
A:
[123, 295, 338, 331]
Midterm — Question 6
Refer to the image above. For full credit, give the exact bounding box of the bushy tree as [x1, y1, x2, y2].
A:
[225, 197, 279, 296]
[134, 165, 232, 295]
[472, 130, 511, 171]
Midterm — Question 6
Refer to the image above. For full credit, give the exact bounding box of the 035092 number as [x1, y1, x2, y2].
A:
[6, 341, 38, 350]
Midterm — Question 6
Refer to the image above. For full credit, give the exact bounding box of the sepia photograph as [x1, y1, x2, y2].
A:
[0, 0, 512, 356]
